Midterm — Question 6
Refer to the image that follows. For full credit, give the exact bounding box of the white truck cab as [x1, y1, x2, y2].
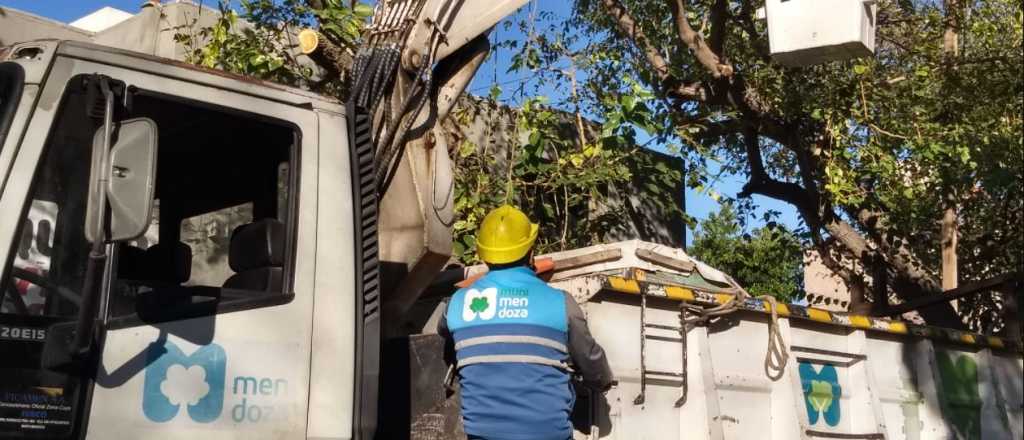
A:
[0, 39, 379, 440]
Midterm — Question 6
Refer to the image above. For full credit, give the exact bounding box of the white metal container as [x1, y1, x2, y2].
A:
[765, 0, 877, 67]
[535, 241, 1023, 440]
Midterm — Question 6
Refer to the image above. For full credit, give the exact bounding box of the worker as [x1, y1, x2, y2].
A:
[438, 205, 614, 440]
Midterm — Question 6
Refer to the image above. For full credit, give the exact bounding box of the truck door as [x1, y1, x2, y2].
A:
[0, 57, 103, 440]
[0, 53, 320, 439]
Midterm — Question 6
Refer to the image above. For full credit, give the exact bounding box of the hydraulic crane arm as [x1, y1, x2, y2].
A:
[348, 0, 528, 337]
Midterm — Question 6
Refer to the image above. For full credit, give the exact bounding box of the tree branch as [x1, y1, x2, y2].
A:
[738, 127, 817, 217]
[739, 127, 962, 326]
[598, 0, 967, 329]
[876, 273, 1021, 317]
[709, 0, 727, 56]
[668, 0, 733, 78]
[851, 208, 942, 292]
[601, 0, 709, 101]
[823, 211, 964, 328]
[734, 111, 961, 327]
[303, 0, 354, 87]
[306, 32, 353, 85]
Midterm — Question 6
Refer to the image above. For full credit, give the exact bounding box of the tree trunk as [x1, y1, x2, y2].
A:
[943, 0, 960, 58]
[941, 0, 960, 308]
[941, 206, 958, 291]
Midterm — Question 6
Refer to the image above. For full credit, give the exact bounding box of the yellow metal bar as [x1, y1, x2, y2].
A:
[850, 315, 872, 329]
[774, 303, 791, 317]
[714, 293, 734, 305]
[664, 286, 695, 301]
[807, 308, 833, 323]
[598, 275, 1018, 352]
[608, 277, 641, 294]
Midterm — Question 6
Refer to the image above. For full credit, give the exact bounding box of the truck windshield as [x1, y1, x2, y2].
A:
[0, 62, 26, 149]
[1, 75, 91, 319]
[1, 74, 96, 439]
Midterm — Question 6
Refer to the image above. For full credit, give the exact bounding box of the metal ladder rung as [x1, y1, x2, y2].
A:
[645, 335, 684, 343]
[634, 286, 689, 407]
[644, 370, 684, 378]
[805, 429, 885, 439]
[643, 323, 684, 329]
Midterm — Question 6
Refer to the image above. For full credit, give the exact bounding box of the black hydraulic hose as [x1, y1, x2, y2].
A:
[377, 71, 433, 195]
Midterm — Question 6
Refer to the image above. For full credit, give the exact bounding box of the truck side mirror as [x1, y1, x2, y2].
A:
[85, 117, 158, 242]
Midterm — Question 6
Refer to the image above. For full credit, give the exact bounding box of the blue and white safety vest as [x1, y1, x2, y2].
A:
[445, 266, 574, 440]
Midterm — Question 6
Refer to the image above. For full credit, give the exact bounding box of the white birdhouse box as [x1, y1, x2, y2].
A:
[765, 0, 877, 67]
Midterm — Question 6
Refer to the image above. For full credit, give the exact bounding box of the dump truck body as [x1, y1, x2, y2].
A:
[403, 241, 1023, 440]
[554, 241, 1023, 440]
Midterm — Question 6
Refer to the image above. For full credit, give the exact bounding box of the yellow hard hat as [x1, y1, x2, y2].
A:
[476, 205, 539, 264]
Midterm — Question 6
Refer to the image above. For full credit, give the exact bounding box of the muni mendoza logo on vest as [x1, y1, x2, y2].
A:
[462, 287, 533, 321]
[462, 288, 497, 321]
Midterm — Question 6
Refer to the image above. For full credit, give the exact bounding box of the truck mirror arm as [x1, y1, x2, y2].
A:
[69, 75, 115, 365]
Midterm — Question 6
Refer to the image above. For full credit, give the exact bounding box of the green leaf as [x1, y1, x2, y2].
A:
[570, 154, 584, 168]
[459, 140, 476, 158]
[527, 130, 542, 146]
[621, 95, 637, 112]
[354, 3, 373, 17]
[249, 54, 267, 66]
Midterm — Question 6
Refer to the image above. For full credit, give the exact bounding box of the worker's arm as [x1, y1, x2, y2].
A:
[564, 292, 614, 391]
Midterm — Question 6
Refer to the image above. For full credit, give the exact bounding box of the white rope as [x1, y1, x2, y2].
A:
[685, 275, 789, 381]
[758, 294, 789, 381]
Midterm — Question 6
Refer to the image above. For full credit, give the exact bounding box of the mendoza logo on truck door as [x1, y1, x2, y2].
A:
[142, 340, 291, 424]
[143, 342, 226, 423]
[799, 362, 842, 427]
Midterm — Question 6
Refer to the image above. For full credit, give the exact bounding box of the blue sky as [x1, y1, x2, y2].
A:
[3, 0, 801, 237]
[2, 0, 145, 22]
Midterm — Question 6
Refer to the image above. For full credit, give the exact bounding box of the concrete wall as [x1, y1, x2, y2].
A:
[0, 7, 93, 47]
[2, 2, 233, 62]
[803, 250, 852, 311]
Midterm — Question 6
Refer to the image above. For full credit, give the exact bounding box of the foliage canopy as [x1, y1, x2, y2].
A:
[550, 0, 1022, 330]
[174, 0, 1022, 331]
[690, 203, 804, 303]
